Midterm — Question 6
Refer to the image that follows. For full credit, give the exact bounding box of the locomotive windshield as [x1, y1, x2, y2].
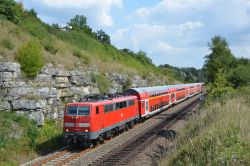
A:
[66, 106, 90, 116]
[78, 106, 90, 115]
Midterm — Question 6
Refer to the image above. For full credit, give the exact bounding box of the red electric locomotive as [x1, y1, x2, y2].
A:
[63, 94, 139, 146]
[63, 83, 204, 146]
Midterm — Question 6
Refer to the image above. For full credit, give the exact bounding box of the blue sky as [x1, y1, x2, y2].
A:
[18, 0, 250, 68]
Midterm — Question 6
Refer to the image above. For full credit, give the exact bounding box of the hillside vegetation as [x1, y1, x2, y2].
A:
[161, 89, 250, 165]
[161, 36, 250, 165]
[0, 112, 63, 165]
[159, 64, 205, 83]
[0, 0, 178, 83]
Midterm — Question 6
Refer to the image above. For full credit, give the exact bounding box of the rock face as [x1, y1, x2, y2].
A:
[0, 62, 164, 125]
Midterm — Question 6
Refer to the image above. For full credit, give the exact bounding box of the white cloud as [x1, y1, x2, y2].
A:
[157, 0, 212, 10]
[121, 0, 250, 67]
[130, 0, 213, 20]
[111, 22, 208, 67]
[157, 42, 173, 51]
[231, 46, 250, 59]
[178, 21, 204, 31]
[38, 0, 122, 26]
[111, 28, 129, 41]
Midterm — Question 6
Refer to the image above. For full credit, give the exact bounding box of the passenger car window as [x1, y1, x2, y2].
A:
[105, 105, 110, 112]
[116, 103, 120, 110]
[129, 100, 134, 106]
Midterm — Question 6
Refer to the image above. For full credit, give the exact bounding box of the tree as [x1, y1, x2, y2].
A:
[121, 48, 135, 56]
[67, 15, 87, 30]
[203, 36, 236, 83]
[67, 15, 92, 35]
[94, 29, 111, 45]
[28, 8, 37, 17]
[135, 50, 153, 65]
[209, 69, 233, 98]
[228, 65, 250, 88]
[0, 0, 23, 23]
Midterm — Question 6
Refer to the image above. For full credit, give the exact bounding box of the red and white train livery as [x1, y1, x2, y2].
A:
[63, 83, 204, 145]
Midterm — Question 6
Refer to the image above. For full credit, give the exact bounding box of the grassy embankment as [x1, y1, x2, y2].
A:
[161, 88, 250, 165]
[0, 112, 63, 165]
[0, 16, 176, 83]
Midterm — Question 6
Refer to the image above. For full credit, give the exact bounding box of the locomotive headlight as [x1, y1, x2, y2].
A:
[66, 129, 69, 132]
[85, 129, 88, 132]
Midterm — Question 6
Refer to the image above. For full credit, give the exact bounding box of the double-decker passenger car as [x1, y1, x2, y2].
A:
[126, 83, 203, 118]
[63, 83, 204, 146]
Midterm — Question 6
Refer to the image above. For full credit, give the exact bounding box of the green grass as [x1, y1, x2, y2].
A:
[1, 38, 14, 50]
[91, 73, 111, 94]
[0, 15, 177, 82]
[0, 112, 63, 165]
[161, 91, 250, 165]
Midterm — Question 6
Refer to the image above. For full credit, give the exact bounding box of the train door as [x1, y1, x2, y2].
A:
[145, 100, 149, 116]
[171, 93, 176, 104]
[96, 106, 104, 129]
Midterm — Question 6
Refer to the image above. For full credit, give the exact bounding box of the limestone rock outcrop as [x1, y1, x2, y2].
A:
[0, 62, 160, 125]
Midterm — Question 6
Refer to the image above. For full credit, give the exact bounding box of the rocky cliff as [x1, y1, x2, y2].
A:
[0, 62, 165, 125]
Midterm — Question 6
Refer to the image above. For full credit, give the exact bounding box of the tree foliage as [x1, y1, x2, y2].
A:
[228, 65, 250, 88]
[94, 29, 111, 45]
[0, 0, 23, 23]
[159, 64, 205, 83]
[135, 50, 153, 65]
[203, 36, 236, 83]
[17, 41, 44, 77]
[208, 69, 233, 98]
[67, 15, 92, 35]
[204, 36, 250, 98]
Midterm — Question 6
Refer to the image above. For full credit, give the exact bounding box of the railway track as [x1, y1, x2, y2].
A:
[28, 147, 89, 166]
[27, 93, 204, 166]
[89, 95, 202, 166]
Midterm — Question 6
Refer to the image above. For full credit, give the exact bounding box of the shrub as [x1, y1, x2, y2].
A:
[44, 42, 58, 55]
[122, 78, 132, 91]
[92, 74, 111, 94]
[1, 38, 14, 50]
[17, 40, 44, 77]
[27, 123, 38, 150]
[73, 48, 82, 58]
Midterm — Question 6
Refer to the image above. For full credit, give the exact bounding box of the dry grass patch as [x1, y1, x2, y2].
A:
[161, 94, 250, 166]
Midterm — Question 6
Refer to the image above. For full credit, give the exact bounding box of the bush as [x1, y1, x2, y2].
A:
[17, 40, 44, 77]
[92, 74, 111, 94]
[1, 38, 14, 50]
[73, 48, 82, 58]
[44, 42, 58, 55]
[122, 78, 132, 91]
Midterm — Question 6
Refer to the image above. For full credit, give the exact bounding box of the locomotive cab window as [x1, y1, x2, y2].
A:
[78, 106, 90, 116]
[66, 106, 90, 116]
[66, 106, 78, 116]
